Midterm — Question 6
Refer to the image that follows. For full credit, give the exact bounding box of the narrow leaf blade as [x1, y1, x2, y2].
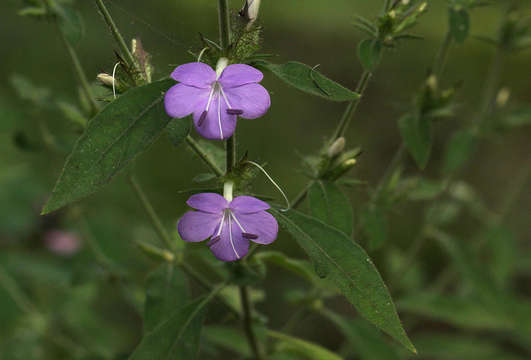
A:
[308, 181, 353, 236]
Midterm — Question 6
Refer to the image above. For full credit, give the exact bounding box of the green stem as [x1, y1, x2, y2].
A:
[226, 134, 236, 174]
[291, 181, 314, 210]
[94, 0, 137, 71]
[186, 135, 225, 176]
[128, 174, 175, 251]
[239, 285, 265, 360]
[62, 36, 100, 115]
[217, 0, 231, 52]
[332, 70, 372, 140]
[0, 265, 37, 314]
[476, 47, 504, 128]
[433, 31, 453, 79]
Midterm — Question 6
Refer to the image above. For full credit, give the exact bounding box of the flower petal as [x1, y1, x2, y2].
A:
[219, 64, 263, 88]
[230, 196, 270, 213]
[177, 211, 222, 243]
[209, 217, 249, 262]
[186, 193, 228, 213]
[164, 83, 210, 118]
[193, 93, 237, 140]
[224, 83, 270, 119]
[232, 211, 278, 245]
[171, 62, 216, 88]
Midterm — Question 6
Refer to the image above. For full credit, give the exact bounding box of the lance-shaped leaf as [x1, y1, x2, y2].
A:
[42, 79, 174, 214]
[129, 295, 213, 360]
[268, 330, 343, 360]
[144, 264, 190, 333]
[272, 209, 416, 353]
[358, 39, 382, 71]
[308, 181, 353, 236]
[398, 113, 432, 169]
[449, 8, 470, 43]
[255, 61, 360, 101]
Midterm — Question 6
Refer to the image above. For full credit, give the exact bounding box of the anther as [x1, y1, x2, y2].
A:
[198, 111, 208, 126]
[226, 109, 244, 115]
[207, 235, 221, 247]
[242, 233, 259, 240]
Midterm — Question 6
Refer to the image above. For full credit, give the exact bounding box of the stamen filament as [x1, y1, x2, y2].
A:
[244, 160, 291, 212]
[230, 212, 247, 233]
[228, 215, 240, 259]
[217, 93, 224, 139]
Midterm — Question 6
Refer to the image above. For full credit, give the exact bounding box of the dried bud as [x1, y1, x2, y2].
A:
[327, 137, 346, 158]
[240, 0, 261, 22]
[496, 87, 510, 108]
[97, 73, 114, 87]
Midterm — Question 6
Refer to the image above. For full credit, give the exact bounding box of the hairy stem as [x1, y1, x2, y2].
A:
[95, 0, 138, 72]
[62, 36, 100, 115]
[185, 135, 225, 176]
[332, 70, 372, 141]
[226, 135, 236, 174]
[217, 0, 231, 52]
[240, 285, 265, 360]
[128, 174, 175, 251]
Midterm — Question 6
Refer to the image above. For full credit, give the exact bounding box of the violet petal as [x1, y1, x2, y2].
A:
[170, 62, 216, 88]
[224, 83, 271, 119]
[219, 64, 263, 88]
[164, 83, 210, 119]
[232, 211, 278, 245]
[209, 217, 249, 261]
[187, 193, 228, 213]
[192, 93, 237, 140]
[230, 196, 270, 213]
[178, 211, 222, 242]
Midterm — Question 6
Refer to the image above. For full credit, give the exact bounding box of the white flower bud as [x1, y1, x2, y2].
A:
[97, 73, 114, 87]
[401, 0, 410, 5]
[327, 137, 346, 158]
[224, 181, 234, 202]
[496, 87, 510, 107]
[426, 75, 438, 91]
[241, 0, 261, 21]
[418, 2, 428, 12]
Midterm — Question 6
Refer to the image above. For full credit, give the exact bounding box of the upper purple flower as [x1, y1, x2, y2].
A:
[164, 60, 271, 140]
[177, 193, 278, 262]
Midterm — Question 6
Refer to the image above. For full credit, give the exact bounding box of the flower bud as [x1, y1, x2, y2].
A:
[325, 158, 357, 181]
[327, 137, 346, 158]
[496, 87, 510, 108]
[240, 0, 261, 22]
[418, 2, 428, 13]
[401, 0, 410, 5]
[216, 57, 229, 78]
[97, 73, 115, 87]
[44, 230, 81, 256]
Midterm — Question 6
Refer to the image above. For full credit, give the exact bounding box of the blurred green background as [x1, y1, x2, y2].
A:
[1, 0, 530, 359]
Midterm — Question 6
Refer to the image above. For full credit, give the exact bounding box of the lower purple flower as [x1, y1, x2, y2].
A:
[177, 193, 278, 262]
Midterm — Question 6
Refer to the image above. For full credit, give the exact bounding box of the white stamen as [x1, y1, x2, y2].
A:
[228, 215, 240, 259]
[215, 212, 226, 237]
[205, 86, 216, 112]
[217, 92, 224, 139]
[111, 62, 120, 99]
[245, 160, 291, 212]
[230, 212, 247, 233]
[219, 85, 233, 109]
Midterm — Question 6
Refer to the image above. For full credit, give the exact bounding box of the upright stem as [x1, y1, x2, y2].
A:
[185, 135, 225, 176]
[95, 0, 138, 71]
[62, 36, 100, 115]
[217, 0, 231, 52]
[128, 174, 175, 251]
[332, 70, 372, 140]
[433, 31, 453, 79]
[226, 135, 236, 173]
[240, 285, 265, 360]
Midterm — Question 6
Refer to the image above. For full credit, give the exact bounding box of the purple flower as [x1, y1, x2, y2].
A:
[177, 193, 278, 262]
[164, 60, 271, 140]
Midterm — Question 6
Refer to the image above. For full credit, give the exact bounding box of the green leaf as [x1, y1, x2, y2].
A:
[56, 5, 84, 45]
[166, 117, 191, 147]
[442, 129, 476, 174]
[321, 310, 402, 360]
[129, 296, 210, 360]
[449, 8, 470, 43]
[144, 264, 189, 332]
[203, 325, 251, 357]
[398, 113, 432, 169]
[269, 330, 343, 360]
[308, 181, 353, 236]
[255, 61, 360, 102]
[42, 79, 174, 214]
[272, 209, 416, 353]
[358, 39, 382, 71]
[360, 205, 389, 251]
